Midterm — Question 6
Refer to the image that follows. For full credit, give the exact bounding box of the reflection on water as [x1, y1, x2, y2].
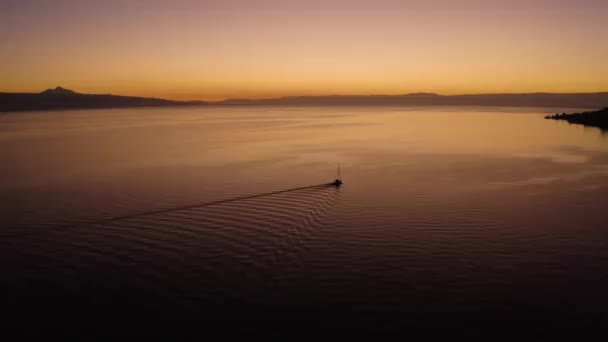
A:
[1, 106, 608, 324]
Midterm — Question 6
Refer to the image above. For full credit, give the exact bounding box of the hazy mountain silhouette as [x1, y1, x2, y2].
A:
[2, 88, 608, 112]
[41, 86, 78, 95]
[0, 87, 206, 112]
[546, 107, 608, 131]
[218, 92, 608, 108]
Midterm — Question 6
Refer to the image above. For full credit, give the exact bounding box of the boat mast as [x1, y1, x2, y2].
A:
[331, 161, 343, 187]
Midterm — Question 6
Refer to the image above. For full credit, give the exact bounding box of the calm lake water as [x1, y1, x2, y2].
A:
[2, 106, 608, 327]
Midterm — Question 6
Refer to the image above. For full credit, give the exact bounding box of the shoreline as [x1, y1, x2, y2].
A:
[545, 107, 608, 131]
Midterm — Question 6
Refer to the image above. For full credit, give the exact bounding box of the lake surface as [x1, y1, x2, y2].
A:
[1, 106, 608, 328]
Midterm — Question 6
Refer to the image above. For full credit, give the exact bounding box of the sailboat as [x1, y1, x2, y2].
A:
[332, 162, 343, 187]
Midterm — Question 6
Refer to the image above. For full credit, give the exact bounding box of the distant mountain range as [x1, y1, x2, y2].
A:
[0, 87, 206, 112]
[217, 92, 608, 108]
[1, 87, 608, 112]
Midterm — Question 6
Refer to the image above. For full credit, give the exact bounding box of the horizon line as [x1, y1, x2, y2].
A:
[3, 87, 608, 103]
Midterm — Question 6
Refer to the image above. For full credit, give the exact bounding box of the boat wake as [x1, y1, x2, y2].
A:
[1, 182, 342, 308]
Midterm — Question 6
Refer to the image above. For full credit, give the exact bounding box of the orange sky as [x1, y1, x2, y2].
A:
[1, 0, 607, 101]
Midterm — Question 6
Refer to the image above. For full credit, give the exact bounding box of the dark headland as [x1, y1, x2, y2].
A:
[545, 107, 608, 131]
[0, 87, 206, 112]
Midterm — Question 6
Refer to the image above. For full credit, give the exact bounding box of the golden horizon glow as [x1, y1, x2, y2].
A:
[2, 1, 607, 101]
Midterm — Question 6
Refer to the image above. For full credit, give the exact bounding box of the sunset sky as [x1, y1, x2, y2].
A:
[1, 0, 607, 101]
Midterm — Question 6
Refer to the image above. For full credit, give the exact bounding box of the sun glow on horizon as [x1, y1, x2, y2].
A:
[2, 0, 607, 101]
